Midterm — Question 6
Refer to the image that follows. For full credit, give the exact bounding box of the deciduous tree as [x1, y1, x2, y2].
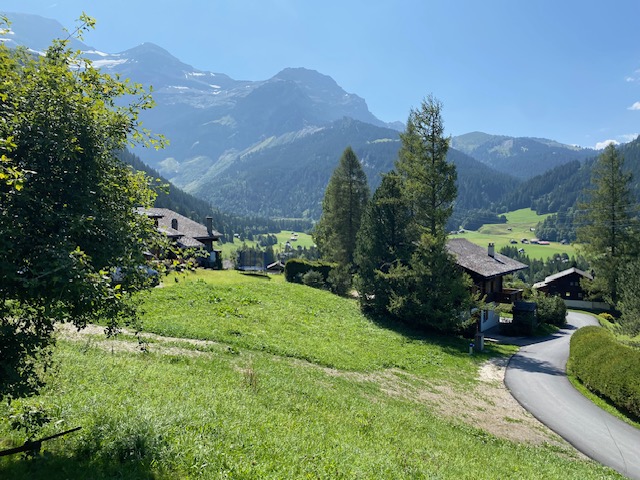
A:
[0, 17, 163, 399]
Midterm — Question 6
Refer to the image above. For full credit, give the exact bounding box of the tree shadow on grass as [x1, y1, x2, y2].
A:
[362, 310, 476, 357]
[0, 453, 158, 480]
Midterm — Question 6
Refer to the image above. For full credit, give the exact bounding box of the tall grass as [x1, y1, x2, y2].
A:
[0, 270, 621, 479]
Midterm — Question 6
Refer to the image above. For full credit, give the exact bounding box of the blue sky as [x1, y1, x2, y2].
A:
[3, 1, 640, 148]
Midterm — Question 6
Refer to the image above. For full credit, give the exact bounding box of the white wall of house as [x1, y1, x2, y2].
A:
[564, 299, 611, 311]
[480, 306, 500, 332]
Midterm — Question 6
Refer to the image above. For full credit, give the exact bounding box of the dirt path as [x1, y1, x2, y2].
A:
[56, 324, 574, 450]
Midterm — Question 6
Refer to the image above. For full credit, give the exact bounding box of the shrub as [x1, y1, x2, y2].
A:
[569, 326, 640, 418]
[327, 264, 352, 296]
[599, 312, 615, 324]
[284, 259, 333, 284]
[532, 292, 567, 326]
[302, 270, 325, 289]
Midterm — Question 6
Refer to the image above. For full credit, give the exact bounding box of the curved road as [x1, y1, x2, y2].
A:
[504, 311, 640, 479]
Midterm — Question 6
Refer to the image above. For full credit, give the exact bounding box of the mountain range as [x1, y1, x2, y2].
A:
[3, 12, 603, 221]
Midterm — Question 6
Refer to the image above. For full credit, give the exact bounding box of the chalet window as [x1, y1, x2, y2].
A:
[565, 292, 570, 297]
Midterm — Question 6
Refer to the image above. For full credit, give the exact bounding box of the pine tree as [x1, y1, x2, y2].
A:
[576, 144, 640, 305]
[314, 146, 369, 266]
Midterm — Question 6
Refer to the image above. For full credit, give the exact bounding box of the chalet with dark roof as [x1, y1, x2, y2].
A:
[139, 208, 222, 268]
[447, 238, 528, 331]
[533, 267, 610, 310]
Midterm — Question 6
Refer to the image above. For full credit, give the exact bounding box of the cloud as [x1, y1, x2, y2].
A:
[619, 133, 640, 143]
[625, 69, 640, 82]
[628, 102, 640, 111]
[594, 139, 618, 150]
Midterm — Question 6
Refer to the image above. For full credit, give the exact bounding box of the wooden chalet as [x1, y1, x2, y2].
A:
[533, 267, 610, 310]
[446, 238, 528, 332]
[139, 208, 222, 268]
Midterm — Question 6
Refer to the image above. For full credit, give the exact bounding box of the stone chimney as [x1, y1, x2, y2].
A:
[206, 216, 213, 236]
[488, 243, 495, 258]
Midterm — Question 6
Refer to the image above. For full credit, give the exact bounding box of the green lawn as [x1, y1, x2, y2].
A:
[450, 208, 577, 260]
[0, 271, 621, 479]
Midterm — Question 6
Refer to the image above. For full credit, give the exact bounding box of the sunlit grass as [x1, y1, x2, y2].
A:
[450, 208, 577, 260]
[0, 270, 622, 479]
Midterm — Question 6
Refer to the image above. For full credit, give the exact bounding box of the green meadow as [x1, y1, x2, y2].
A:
[450, 208, 577, 260]
[0, 271, 620, 479]
[218, 231, 315, 261]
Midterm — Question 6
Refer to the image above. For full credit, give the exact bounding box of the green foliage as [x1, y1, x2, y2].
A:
[314, 146, 369, 266]
[355, 172, 413, 314]
[530, 292, 567, 326]
[386, 234, 477, 333]
[600, 312, 616, 324]
[500, 245, 588, 285]
[356, 97, 474, 333]
[618, 259, 640, 335]
[284, 258, 333, 284]
[569, 326, 640, 419]
[301, 270, 325, 289]
[576, 144, 640, 305]
[8, 400, 52, 441]
[326, 263, 352, 296]
[0, 18, 162, 400]
[396, 95, 456, 238]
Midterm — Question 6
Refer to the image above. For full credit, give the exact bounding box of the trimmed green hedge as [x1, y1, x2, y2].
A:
[569, 326, 640, 418]
[284, 259, 334, 284]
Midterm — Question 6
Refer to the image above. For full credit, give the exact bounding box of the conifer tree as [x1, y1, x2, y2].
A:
[576, 144, 640, 305]
[396, 95, 457, 238]
[355, 96, 475, 332]
[314, 146, 369, 267]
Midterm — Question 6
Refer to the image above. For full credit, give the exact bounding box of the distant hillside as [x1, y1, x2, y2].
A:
[167, 117, 519, 220]
[502, 136, 640, 241]
[118, 150, 313, 238]
[452, 132, 595, 180]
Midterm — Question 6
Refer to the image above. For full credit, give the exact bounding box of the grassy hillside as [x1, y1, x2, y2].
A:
[450, 208, 577, 260]
[0, 271, 620, 478]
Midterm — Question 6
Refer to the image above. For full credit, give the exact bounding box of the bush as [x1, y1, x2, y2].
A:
[533, 293, 567, 326]
[302, 270, 325, 289]
[327, 265, 352, 296]
[599, 312, 615, 324]
[569, 326, 640, 418]
[284, 259, 333, 284]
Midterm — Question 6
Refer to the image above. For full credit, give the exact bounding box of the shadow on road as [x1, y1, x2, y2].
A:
[507, 354, 566, 376]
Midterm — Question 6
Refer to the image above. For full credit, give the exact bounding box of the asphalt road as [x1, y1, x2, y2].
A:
[504, 311, 640, 479]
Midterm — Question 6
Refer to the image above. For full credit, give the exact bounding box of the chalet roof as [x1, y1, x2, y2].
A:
[533, 267, 593, 289]
[139, 208, 221, 248]
[446, 238, 528, 279]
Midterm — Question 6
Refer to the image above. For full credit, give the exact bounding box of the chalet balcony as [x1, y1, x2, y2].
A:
[494, 288, 524, 304]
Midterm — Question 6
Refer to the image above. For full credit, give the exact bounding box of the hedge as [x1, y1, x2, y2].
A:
[569, 326, 640, 418]
[284, 259, 334, 284]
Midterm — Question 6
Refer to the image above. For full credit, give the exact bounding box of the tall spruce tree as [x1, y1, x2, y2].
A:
[355, 172, 413, 313]
[356, 97, 475, 332]
[576, 144, 640, 305]
[314, 146, 369, 267]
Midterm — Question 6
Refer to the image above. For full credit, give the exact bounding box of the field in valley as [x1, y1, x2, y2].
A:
[217, 231, 315, 262]
[0, 271, 621, 479]
[450, 208, 578, 260]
